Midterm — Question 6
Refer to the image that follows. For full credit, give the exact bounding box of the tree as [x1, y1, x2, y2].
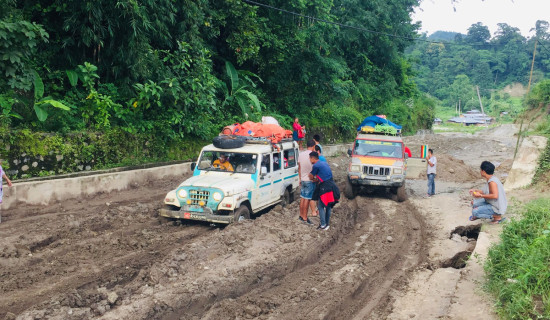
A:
[465, 22, 491, 46]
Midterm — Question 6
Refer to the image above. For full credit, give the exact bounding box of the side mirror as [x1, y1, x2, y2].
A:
[190, 162, 196, 171]
[347, 149, 352, 156]
[404, 153, 409, 160]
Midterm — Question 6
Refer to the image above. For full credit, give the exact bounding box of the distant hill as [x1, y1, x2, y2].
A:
[428, 31, 464, 42]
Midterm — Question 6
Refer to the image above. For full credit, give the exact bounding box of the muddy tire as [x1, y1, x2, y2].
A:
[233, 205, 250, 223]
[281, 189, 290, 207]
[213, 135, 245, 149]
[289, 189, 295, 204]
[344, 178, 357, 199]
[396, 185, 407, 202]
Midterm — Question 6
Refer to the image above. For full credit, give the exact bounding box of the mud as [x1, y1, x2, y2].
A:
[1, 125, 519, 319]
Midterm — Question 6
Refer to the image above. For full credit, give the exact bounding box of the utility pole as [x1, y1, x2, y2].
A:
[527, 40, 538, 92]
[476, 86, 487, 126]
[514, 39, 538, 161]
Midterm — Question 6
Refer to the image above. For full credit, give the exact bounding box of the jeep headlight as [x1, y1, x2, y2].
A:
[350, 165, 361, 172]
[393, 168, 403, 174]
[177, 189, 188, 198]
[213, 192, 222, 201]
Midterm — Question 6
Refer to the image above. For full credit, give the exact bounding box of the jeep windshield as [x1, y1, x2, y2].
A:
[354, 140, 403, 158]
[197, 151, 258, 174]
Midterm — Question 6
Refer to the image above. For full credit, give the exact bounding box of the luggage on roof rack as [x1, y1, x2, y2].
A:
[358, 115, 402, 135]
[219, 121, 293, 144]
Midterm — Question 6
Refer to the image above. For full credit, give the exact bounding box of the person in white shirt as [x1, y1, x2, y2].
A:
[426, 149, 436, 196]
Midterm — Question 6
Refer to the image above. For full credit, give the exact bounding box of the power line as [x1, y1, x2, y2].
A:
[243, 0, 504, 48]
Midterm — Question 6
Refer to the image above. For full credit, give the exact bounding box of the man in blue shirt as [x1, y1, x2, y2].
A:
[309, 152, 338, 231]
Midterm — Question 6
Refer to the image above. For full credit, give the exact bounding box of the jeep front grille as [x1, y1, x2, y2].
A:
[363, 166, 391, 176]
[189, 190, 210, 206]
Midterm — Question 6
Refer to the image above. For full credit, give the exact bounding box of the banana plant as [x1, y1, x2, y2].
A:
[32, 70, 70, 121]
[220, 61, 262, 119]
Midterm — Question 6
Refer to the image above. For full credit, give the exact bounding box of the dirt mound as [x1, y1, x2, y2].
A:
[502, 83, 526, 97]
[436, 154, 481, 183]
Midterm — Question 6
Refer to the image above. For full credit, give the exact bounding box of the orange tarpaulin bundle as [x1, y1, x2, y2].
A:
[222, 121, 292, 143]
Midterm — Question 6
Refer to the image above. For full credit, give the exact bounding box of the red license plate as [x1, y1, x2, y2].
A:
[183, 212, 191, 219]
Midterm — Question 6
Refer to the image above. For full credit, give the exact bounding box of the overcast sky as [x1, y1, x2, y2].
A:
[412, 0, 549, 38]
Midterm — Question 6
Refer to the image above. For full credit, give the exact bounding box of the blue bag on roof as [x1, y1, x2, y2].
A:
[357, 116, 402, 131]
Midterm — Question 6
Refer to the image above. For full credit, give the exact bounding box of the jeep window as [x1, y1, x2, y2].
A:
[354, 140, 403, 158]
[283, 149, 297, 168]
[261, 153, 271, 173]
[197, 151, 257, 173]
[273, 152, 282, 171]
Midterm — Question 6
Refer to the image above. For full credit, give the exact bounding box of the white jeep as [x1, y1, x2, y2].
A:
[160, 138, 300, 224]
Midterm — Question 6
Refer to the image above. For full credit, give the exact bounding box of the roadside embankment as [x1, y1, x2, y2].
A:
[505, 135, 548, 190]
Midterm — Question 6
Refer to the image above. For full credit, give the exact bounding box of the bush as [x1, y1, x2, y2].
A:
[485, 198, 550, 319]
[0, 128, 205, 179]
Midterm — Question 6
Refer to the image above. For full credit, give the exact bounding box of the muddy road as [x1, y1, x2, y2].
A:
[1, 125, 517, 319]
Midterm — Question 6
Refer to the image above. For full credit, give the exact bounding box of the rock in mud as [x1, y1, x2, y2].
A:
[244, 304, 261, 317]
[107, 292, 119, 305]
[387, 236, 394, 243]
[4, 312, 16, 320]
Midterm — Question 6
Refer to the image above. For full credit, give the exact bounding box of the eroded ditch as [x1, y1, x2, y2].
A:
[440, 224, 482, 269]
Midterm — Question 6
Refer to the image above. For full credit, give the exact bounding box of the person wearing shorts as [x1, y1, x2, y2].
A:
[297, 140, 316, 225]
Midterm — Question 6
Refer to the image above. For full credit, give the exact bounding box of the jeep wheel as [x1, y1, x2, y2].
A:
[281, 189, 290, 207]
[344, 178, 357, 199]
[396, 185, 407, 202]
[233, 205, 250, 223]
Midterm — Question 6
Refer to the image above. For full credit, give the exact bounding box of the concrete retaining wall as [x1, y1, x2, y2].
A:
[505, 135, 548, 191]
[1, 143, 352, 210]
[2, 163, 192, 210]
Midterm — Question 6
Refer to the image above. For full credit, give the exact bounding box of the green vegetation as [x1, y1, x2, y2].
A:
[407, 20, 550, 121]
[1, 0, 438, 178]
[0, 127, 205, 178]
[485, 198, 550, 319]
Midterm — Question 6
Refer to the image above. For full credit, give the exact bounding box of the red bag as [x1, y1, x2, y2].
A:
[298, 128, 305, 139]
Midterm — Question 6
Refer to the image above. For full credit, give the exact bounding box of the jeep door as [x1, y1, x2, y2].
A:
[254, 153, 276, 208]
[282, 147, 299, 189]
[272, 151, 284, 200]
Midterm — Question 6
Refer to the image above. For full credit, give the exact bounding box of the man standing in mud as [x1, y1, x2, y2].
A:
[309, 151, 339, 231]
[297, 140, 316, 225]
[426, 149, 436, 197]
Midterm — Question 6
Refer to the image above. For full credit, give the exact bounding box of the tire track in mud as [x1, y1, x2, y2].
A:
[1, 222, 210, 317]
[0, 176, 212, 318]
[173, 195, 428, 320]
[6, 175, 427, 319]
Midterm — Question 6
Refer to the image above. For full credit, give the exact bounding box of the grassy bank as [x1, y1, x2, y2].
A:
[485, 198, 550, 319]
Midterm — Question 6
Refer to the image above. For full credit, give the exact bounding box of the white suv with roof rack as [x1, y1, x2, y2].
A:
[160, 137, 300, 224]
